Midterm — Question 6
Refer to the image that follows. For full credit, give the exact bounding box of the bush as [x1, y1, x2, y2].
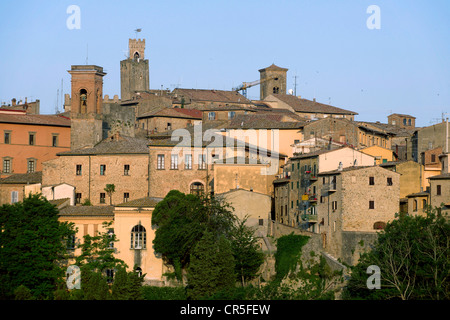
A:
[142, 286, 186, 300]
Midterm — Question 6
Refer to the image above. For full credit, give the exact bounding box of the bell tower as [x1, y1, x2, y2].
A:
[68, 65, 106, 150]
[120, 38, 150, 101]
[259, 64, 288, 100]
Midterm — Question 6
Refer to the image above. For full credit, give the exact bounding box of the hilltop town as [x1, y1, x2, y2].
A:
[1, 38, 449, 288]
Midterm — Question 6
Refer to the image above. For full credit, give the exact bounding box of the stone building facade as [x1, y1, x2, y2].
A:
[387, 113, 416, 129]
[259, 64, 288, 100]
[42, 134, 150, 206]
[147, 127, 286, 199]
[317, 166, 400, 265]
[120, 39, 150, 101]
[273, 147, 375, 229]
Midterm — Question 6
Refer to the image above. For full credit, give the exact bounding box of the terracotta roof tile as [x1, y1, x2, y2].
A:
[0, 171, 42, 184]
[115, 197, 163, 207]
[173, 88, 252, 104]
[59, 206, 114, 216]
[58, 135, 149, 156]
[0, 113, 70, 127]
[270, 94, 357, 115]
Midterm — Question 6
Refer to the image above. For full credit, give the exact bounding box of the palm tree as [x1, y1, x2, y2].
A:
[104, 184, 116, 205]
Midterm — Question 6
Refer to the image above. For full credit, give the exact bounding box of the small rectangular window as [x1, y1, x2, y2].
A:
[124, 192, 130, 202]
[124, 164, 130, 175]
[75, 193, 82, 204]
[369, 177, 375, 185]
[4, 132, 11, 144]
[198, 154, 206, 170]
[29, 133, 35, 146]
[208, 112, 216, 120]
[185, 154, 192, 170]
[332, 201, 338, 211]
[369, 201, 375, 209]
[437, 185, 441, 196]
[387, 177, 393, 186]
[52, 134, 58, 147]
[100, 165, 106, 175]
[3, 159, 11, 173]
[171, 154, 178, 170]
[157, 154, 165, 170]
[100, 193, 106, 204]
[11, 191, 19, 204]
[27, 160, 35, 173]
[76, 164, 82, 176]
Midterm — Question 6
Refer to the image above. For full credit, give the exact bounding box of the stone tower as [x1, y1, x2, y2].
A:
[120, 39, 150, 101]
[68, 65, 106, 150]
[259, 64, 288, 100]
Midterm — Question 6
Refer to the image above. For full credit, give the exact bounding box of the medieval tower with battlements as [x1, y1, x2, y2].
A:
[120, 39, 150, 101]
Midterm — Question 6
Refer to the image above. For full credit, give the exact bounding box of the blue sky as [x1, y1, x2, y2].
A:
[0, 0, 449, 127]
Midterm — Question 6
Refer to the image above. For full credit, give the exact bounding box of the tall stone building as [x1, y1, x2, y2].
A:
[259, 64, 288, 100]
[120, 39, 150, 101]
[68, 65, 106, 150]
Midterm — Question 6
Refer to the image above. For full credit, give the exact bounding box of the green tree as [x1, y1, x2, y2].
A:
[231, 217, 265, 286]
[152, 190, 236, 281]
[0, 194, 75, 299]
[75, 221, 126, 273]
[186, 231, 236, 299]
[111, 266, 145, 300]
[104, 184, 116, 205]
[81, 268, 110, 300]
[343, 205, 450, 300]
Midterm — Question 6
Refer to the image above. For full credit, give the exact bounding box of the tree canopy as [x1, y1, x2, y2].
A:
[343, 206, 450, 300]
[0, 194, 75, 299]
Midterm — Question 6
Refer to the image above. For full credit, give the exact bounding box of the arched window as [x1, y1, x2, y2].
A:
[80, 89, 87, 113]
[134, 51, 140, 61]
[135, 267, 142, 277]
[273, 87, 280, 94]
[422, 199, 427, 210]
[373, 221, 386, 230]
[413, 199, 418, 212]
[190, 182, 204, 196]
[131, 224, 146, 249]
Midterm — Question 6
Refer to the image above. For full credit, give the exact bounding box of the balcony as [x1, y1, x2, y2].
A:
[328, 183, 337, 192]
[302, 214, 318, 223]
[308, 194, 318, 202]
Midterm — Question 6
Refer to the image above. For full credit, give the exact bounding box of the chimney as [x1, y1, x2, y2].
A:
[12, 98, 16, 106]
[313, 98, 316, 102]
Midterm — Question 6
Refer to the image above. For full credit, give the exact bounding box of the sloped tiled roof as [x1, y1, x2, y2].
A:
[356, 121, 415, 137]
[259, 64, 288, 72]
[0, 171, 42, 184]
[115, 197, 163, 208]
[428, 173, 450, 180]
[173, 88, 252, 104]
[58, 135, 149, 156]
[226, 114, 307, 129]
[138, 107, 202, 120]
[0, 113, 70, 127]
[270, 94, 357, 115]
[59, 205, 114, 217]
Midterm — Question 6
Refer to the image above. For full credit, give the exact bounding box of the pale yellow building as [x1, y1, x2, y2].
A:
[360, 145, 397, 165]
[58, 197, 169, 285]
